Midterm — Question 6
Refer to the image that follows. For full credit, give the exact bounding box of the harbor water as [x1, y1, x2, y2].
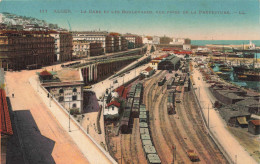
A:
[212, 64, 260, 91]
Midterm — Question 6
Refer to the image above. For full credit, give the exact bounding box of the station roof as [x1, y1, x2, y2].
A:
[0, 89, 13, 135]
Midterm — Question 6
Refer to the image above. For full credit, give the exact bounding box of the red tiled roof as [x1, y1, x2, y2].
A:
[0, 89, 13, 135]
[153, 54, 168, 60]
[122, 88, 128, 99]
[107, 101, 121, 108]
[250, 120, 260, 126]
[144, 66, 153, 72]
[115, 86, 125, 97]
[40, 70, 52, 76]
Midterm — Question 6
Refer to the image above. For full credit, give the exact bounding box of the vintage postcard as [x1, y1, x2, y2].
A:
[0, 0, 259, 164]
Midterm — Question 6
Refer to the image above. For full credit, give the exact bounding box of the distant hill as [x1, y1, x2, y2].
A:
[0, 12, 66, 30]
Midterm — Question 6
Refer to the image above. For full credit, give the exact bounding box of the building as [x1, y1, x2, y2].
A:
[150, 54, 169, 69]
[236, 98, 260, 115]
[141, 66, 154, 77]
[124, 34, 143, 49]
[0, 30, 55, 70]
[105, 35, 114, 53]
[142, 36, 153, 44]
[0, 88, 13, 164]
[121, 36, 128, 51]
[153, 36, 160, 45]
[50, 31, 73, 62]
[104, 101, 121, 119]
[183, 44, 191, 50]
[171, 38, 191, 45]
[160, 36, 172, 45]
[73, 40, 90, 58]
[248, 120, 260, 135]
[41, 69, 84, 113]
[158, 55, 180, 70]
[219, 105, 251, 127]
[89, 42, 104, 56]
[72, 31, 107, 52]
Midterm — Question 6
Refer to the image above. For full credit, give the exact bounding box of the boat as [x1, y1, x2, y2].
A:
[237, 71, 260, 81]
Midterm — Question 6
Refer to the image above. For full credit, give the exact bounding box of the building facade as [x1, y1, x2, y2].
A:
[124, 35, 143, 49]
[72, 31, 107, 53]
[0, 31, 55, 70]
[73, 40, 90, 58]
[89, 42, 104, 56]
[50, 32, 73, 62]
[41, 69, 84, 113]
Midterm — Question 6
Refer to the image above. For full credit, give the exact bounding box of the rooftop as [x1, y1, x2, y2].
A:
[0, 89, 13, 135]
[250, 120, 260, 126]
[144, 66, 153, 72]
[107, 101, 120, 108]
[56, 69, 81, 82]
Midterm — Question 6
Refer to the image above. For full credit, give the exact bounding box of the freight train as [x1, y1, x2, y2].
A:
[120, 83, 143, 133]
[139, 104, 161, 164]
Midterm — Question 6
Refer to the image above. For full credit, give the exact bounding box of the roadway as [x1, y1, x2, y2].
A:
[191, 61, 257, 164]
[4, 47, 149, 164]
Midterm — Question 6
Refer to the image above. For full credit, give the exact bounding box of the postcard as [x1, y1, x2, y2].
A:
[0, 0, 259, 164]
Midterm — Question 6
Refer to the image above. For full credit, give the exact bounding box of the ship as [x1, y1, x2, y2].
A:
[242, 53, 255, 58]
[237, 71, 260, 81]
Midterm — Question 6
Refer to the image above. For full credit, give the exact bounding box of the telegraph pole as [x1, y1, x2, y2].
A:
[208, 103, 210, 128]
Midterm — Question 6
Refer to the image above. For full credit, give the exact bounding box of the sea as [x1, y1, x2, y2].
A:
[192, 40, 260, 91]
[191, 40, 260, 59]
[191, 40, 260, 47]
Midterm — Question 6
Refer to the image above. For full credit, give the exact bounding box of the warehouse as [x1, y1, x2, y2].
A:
[158, 55, 180, 70]
[219, 105, 251, 127]
[248, 120, 260, 135]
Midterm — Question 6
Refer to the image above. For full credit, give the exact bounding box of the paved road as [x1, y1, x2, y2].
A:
[191, 62, 257, 164]
[6, 70, 89, 164]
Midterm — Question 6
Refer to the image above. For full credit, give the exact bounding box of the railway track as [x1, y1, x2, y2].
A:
[120, 134, 131, 164]
[158, 92, 185, 163]
[176, 87, 211, 163]
[129, 119, 141, 164]
[183, 91, 227, 163]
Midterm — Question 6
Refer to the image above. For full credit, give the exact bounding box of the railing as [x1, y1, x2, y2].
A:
[39, 83, 117, 164]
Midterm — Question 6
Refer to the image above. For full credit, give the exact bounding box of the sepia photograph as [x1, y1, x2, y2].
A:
[0, 0, 259, 164]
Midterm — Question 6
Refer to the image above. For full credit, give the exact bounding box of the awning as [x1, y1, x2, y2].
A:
[237, 117, 248, 125]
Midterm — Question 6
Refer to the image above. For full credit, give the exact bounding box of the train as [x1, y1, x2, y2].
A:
[158, 77, 166, 86]
[139, 104, 161, 164]
[167, 91, 176, 115]
[120, 83, 143, 133]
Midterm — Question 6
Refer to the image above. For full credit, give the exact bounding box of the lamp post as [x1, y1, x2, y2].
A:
[68, 97, 72, 132]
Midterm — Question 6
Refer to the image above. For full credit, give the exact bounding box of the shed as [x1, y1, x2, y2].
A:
[158, 55, 180, 70]
[248, 120, 260, 135]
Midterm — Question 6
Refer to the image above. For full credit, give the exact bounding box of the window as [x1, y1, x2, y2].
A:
[73, 88, 77, 92]
[59, 89, 64, 94]
[72, 95, 77, 101]
[58, 96, 64, 102]
[72, 103, 77, 108]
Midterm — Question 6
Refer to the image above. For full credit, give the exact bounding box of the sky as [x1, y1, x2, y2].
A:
[0, 0, 259, 40]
